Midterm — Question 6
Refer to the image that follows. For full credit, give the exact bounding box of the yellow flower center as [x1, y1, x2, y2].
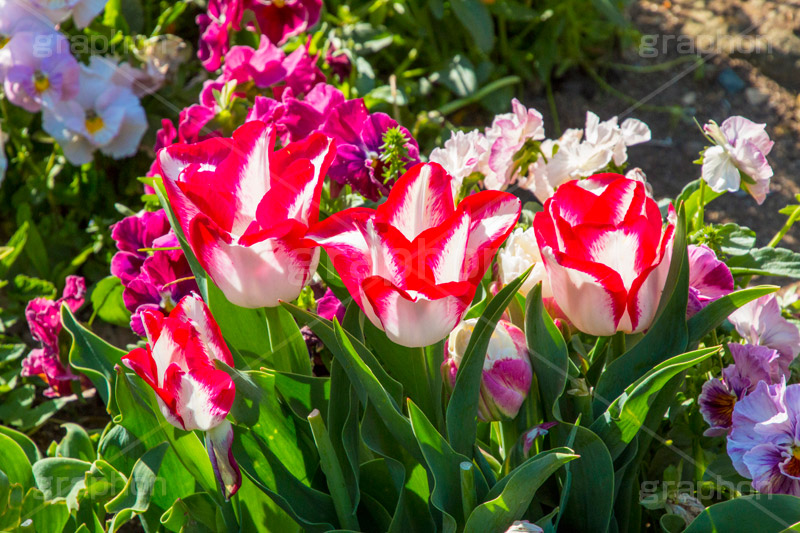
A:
[273, 0, 285, 6]
[785, 447, 800, 478]
[85, 112, 105, 135]
[34, 72, 50, 93]
[0, 35, 8, 49]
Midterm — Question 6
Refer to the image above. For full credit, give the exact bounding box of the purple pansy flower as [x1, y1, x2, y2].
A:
[316, 288, 345, 323]
[699, 343, 787, 436]
[687, 244, 734, 317]
[321, 98, 420, 200]
[197, 0, 244, 71]
[729, 294, 800, 360]
[247, 0, 322, 46]
[110, 210, 173, 285]
[22, 276, 86, 397]
[727, 381, 800, 496]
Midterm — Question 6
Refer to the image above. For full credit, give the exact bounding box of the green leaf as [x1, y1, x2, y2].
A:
[464, 449, 577, 533]
[105, 443, 169, 531]
[688, 285, 778, 345]
[0, 432, 34, 489]
[446, 268, 531, 457]
[20, 490, 69, 533]
[450, 0, 495, 53]
[327, 360, 360, 516]
[437, 54, 477, 97]
[716, 223, 756, 256]
[265, 306, 312, 375]
[271, 369, 330, 421]
[56, 423, 95, 462]
[553, 424, 614, 533]
[728, 247, 800, 278]
[0, 426, 40, 464]
[16, 204, 49, 278]
[90, 277, 131, 328]
[524, 282, 567, 421]
[0, 221, 29, 278]
[159, 492, 219, 532]
[685, 495, 800, 532]
[9, 275, 56, 302]
[591, 346, 719, 459]
[594, 205, 689, 417]
[32, 457, 91, 511]
[62, 305, 126, 404]
[675, 179, 723, 226]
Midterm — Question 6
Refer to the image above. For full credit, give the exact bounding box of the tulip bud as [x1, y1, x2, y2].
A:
[442, 319, 532, 421]
[505, 520, 544, 533]
[522, 422, 557, 457]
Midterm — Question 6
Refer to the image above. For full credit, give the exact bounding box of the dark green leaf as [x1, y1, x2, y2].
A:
[90, 277, 130, 328]
[685, 495, 800, 532]
[525, 282, 567, 421]
[450, 0, 495, 53]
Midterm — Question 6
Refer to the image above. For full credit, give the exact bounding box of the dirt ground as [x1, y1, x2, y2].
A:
[525, 0, 800, 247]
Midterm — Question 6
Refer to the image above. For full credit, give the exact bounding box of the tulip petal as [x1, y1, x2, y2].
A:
[157, 136, 234, 183]
[460, 191, 521, 284]
[362, 275, 471, 347]
[623, 222, 674, 333]
[175, 363, 236, 431]
[172, 293, 234, 366]
[375, 162, 456, 241]
[539, 246, 627, 336]
[205, 420, 242, 500]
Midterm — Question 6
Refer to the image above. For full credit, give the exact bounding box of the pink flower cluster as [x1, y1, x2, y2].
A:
[22, 275, 86, 397]
[197, 0, 322, 71]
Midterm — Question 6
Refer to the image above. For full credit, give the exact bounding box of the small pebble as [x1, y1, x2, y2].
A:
[717, 68, 746, 94]
[745, 87, 769, 106]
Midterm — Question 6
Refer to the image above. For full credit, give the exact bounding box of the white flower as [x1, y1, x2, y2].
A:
[24, 0, 108, 29]
[702, 116, 774, 204]
[497, 227, 548, 297]
[42, 56, 147, 165]
[428, 129, 488, 198]
[482, 98, 545, 190]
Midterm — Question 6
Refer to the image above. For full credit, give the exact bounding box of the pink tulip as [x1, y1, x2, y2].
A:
[157, 120, 336, 308]
[533, 173, 675, 336]
[307, 162, 521, 347]
[442, 319, 532, 421]
[122, 294, 241, 499]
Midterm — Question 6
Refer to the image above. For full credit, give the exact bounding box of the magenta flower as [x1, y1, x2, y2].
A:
[316, 288, 345, 323]
[22, 276, 86, 397]
[727, 381, 800, 496]
[221, 36, 286, 88]
[699, 343, 787, 436]
[247, 84, 344, 144]
[110, 210, 173, 285]
[729, 294, 800, 360]
[3, 31, 80, 112]
[687, 244, 734, 317]
[248, 0, 322, 46]
[197, 0, 244, 71]
[522, 422, 557, 456]
[321, 98, 420, 200]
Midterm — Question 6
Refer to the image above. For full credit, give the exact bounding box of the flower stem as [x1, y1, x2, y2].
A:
[459, 461, 477, 523]
[768, 204, 800, 248]
[697, 179, 707, 230]
[308, 409, 360, 531]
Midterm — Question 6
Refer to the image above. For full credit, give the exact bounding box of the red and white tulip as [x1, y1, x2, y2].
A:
[121, 293, 241, 499]
[157, 120, 336, 308]
[307, 162, 521, 347]
[533, 173, 675, 336]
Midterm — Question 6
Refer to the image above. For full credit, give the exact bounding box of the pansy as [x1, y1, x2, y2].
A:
[21, 276, 86, 397]
[699, 343, 786, 436]
[321, 98, 420, 200]
[729, 294, 800, 360]
[247, 0, 322, 46]
[702, 116, 774, 205]
[25, 0, 108, 29]
[42, 57, 147, 165]
[197, 0, 244, 71]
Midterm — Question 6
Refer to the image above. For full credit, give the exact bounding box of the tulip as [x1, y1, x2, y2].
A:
[307, 162, 521, 347]
[533, 173, 675, 336]
[442, 319, 532, 421]
[121, 293, 241, 499]
[157, 120, 336, 308]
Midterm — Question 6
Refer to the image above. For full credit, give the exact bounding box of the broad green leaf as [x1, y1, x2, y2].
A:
[728, 247, 800, 278]
[105, 443, 169, 531]
[264, 306, 312, 375]
[62, 305, 126, 404]
[233, 426, 337, 532]
[32, 457, 91, 511]
[464, 449, 577, 533]
[716, 223, 756, 256]
[270, 369, 330, 420]
[283, 302, 403, 403]
[0, 221, 29, 278]
[90, 276, 130, 328]
[591, 347, 719, 459]
[685, 495, 800, 532]
[97, 425, 147, 477]
[159, 492, 219, 532]
[327, 360, 360, 515]
[524, 282, 567, 421]
[553, 424, 614, 533]
[593, 205, 689, 417]
[0, 432, 34, 489]
[56, 423, 95, 462]
[450, 0, 495, 53]
[447, 268, 530, 457]
[688, 285, 778, 345]
[20, 489, 69, 533]
[0, 425, 40, 464]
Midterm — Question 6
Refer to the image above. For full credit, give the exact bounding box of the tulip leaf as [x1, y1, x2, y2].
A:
[590, 346, 720, 460]
[62, 305, 127, 404]
[327, 360, 361, 516]
[269, 369, 331, 421]
[687, 285, 779, 346]
[684, 495, 800, 532]
[159, 492, 220, 531]
[446, 267, 531, 458]
[232, 426, 338, 532]
[593, 204, 689, 417]
[524, 282, 568, 422]
[552, 424, 614, 533]
[264, 306, 312, 375]
[0, 433, 33, 490]
[105, 442, 169, 531]
[463, 449, 577, 533]
[407, 399, 483, 530]
[32, 457, 91, 512]
[283, 302, 403, 403]
[0, 426, 40, 464]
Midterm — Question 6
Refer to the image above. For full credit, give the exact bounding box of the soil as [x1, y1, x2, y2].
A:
[524, 0, 800, 247]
